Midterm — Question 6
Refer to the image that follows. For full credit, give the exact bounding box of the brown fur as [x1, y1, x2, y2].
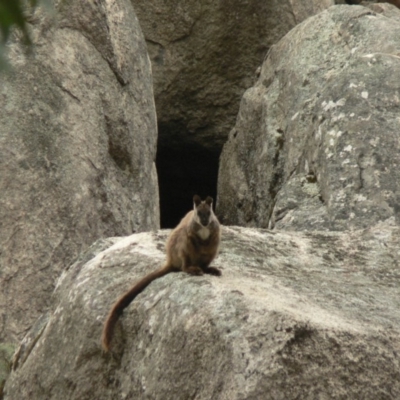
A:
[101, 195, 221, 351]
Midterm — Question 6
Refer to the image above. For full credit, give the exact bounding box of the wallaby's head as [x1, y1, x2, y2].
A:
[193, 195, 214, 227]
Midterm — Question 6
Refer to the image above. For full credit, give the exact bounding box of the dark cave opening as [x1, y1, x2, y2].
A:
[156, 131, 221, 229]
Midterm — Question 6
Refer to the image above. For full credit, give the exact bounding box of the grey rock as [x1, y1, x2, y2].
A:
[217, 5, 400, 231]
[4, 223, 400, 399]
[368, 1, 400, 19]
[360, 0, 400, 9]
[0, 344, 15, 398]
[132, 0, 334, 150]
[0, 0, 159, 343]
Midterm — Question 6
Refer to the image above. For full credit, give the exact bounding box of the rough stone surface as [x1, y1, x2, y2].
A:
[342, 0, 400, 9]
[4, 223, 400, 399]
[0, 0, 159, 343]
[132, 0, 334, 150]
[367, 1, 400, 18]
[217, 5, 400, 231]
[0, 344, 15, 398]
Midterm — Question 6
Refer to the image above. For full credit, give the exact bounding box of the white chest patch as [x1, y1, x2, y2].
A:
[197, 227, 210, 240]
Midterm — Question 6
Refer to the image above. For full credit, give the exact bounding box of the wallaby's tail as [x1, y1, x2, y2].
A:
[101, 266, 172, 351]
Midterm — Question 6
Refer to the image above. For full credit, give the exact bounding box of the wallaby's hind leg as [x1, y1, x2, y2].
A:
[183, 266, 204, 275]
[203, 266, 221, 276]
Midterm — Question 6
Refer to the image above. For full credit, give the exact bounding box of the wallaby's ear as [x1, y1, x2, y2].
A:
[205, 196, 213, 206]
[193, 195, 201, 207]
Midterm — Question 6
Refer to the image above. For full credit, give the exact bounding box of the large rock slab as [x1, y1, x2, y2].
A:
[4, 222, 400, 399]
[0, 0, 159, 343]
[132, 0, 334, 150]
[217, 5, 400, 231]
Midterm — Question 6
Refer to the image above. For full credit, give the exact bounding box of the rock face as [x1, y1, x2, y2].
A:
[133, 0, 334, 228]
[0, 344, 14, 398]
[133, 0, 334, 150]
[217, 5, 400, 231]
[343, 0, 400, 9]
[0, 0, 159, 343]
[4, 223, 400, 399]
[133, 0, 334, 148]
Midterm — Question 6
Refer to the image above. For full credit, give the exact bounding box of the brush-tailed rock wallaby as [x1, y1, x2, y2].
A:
[101, 195, 221, 351]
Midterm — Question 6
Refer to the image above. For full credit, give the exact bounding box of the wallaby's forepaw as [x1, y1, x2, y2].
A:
[204, 266, 222, 276]
[185, 266, 204, 276]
